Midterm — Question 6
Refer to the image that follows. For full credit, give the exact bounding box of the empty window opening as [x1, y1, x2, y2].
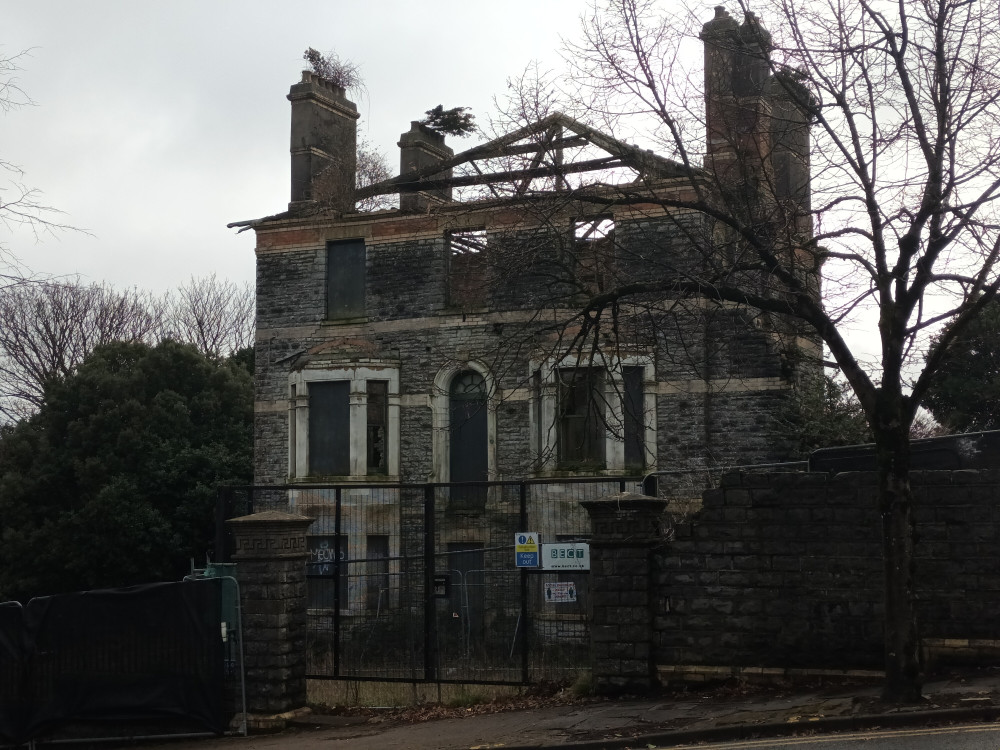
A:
[367, 380, 388, 475]
[574, 217, 615, 242]
[448, 229, 487, 308]
[574, 218, 615, 293]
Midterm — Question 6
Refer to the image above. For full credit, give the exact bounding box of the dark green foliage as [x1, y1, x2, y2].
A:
[785, 375, 872, 456]
[0, 340, 252, 602]
[924, 303, 1000, 432]
[420, 105, 477, 137]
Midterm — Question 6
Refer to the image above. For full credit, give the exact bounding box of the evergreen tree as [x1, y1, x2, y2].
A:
[924, 302, 1000, 432]
[0, 340, 252, 601]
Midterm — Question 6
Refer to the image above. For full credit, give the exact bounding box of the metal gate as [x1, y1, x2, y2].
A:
[221, 478, 639, 685]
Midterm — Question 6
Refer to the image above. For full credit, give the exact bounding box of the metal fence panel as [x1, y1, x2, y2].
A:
[225, 478, 641, 686]
[296, 485, 428, 681]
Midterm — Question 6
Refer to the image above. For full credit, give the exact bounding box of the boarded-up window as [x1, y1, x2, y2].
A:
[623, 366, 645, 470]
[366, 380, 388, 475]
[447, 229, 487, 308]
[557, 368, 605, 468]
[449, 370, 488, 510]
[326, 239, 365, 319]
[308, 381, 350, 476]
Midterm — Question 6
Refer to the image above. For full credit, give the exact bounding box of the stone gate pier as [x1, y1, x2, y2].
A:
[226, 510, 312, 720]
[581, 492, 670, 694]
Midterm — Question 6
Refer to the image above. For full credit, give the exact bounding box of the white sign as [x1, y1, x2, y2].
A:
[541, 542, 590, 570]
[544, 581, 578, 603]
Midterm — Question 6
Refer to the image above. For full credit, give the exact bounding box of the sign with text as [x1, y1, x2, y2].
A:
[544, 581, 578, 603]
[514, 532, 540, 568]
[541, 542, 590, 571]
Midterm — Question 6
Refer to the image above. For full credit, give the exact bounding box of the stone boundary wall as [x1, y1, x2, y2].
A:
[656, 470, 1000, 670]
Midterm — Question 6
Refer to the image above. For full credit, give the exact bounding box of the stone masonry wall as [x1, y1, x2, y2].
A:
[656, 470, 1000, 670]
[253, 210, 807, 485]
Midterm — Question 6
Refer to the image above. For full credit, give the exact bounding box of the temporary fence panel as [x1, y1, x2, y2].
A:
[0, 602, 24, 746]
[0, 579, 240, 746]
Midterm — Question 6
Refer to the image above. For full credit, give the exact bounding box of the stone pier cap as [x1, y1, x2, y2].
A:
[580, 491, 670, 541]
[226, 510, 312, 560]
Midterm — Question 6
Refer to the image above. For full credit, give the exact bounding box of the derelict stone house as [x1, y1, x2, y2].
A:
[238, 8, 819, 498]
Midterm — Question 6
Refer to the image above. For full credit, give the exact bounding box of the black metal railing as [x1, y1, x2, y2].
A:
[217, 477, 641, 685]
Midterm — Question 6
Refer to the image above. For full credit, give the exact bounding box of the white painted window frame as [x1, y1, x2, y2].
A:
[288, 364, 400, 481]
[528, 353, 657, 475]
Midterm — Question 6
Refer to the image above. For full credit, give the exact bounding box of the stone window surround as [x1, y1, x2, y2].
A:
[430, 361, 498, 483]
[529, 353, 657, 475]
[288, 364, 401, 481]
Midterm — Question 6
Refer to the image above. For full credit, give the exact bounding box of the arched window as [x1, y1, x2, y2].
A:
[449, 370, 488, 486]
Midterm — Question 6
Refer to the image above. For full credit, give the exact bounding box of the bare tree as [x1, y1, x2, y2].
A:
[1, 50, 82, 288]
[539, 0, 1000, 702]
[0, 273, 255, 421]
[357, 0, 1000, 701]
[354, 138, 395, 212]
[0, 280, 161, 420]
[161, 274, 254, 359]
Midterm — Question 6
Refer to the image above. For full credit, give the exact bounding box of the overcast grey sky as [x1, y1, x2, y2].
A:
[2, 0, 594, 292]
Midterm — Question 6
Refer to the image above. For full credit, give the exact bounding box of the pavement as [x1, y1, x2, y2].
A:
[125, 669, 1000, 750]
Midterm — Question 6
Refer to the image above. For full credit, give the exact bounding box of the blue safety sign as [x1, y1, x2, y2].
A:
[516, 551, 540, 568]
[514, 531, 540, 568]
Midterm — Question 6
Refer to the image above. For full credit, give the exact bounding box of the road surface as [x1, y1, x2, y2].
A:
[669, 722, 1000, 750]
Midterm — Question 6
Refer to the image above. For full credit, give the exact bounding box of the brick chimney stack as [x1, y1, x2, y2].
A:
[287, 71, 360, 211]
[767, 72, 812, 226]
[398, 122, 454, 213]
[701, 6, 812, 231]
[700, 6, 773, 186]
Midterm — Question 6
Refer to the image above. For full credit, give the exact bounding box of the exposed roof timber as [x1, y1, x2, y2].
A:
[228, 113, 692, 231]
[355, 113, 688, 200]
[390, 156, 624, 194]
[516, 125, 558, 196]
[497, 135, 589, 157]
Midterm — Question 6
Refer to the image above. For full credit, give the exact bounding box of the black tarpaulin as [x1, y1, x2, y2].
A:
[1, 579, 226, 744]
[0, 602, 26, 744]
